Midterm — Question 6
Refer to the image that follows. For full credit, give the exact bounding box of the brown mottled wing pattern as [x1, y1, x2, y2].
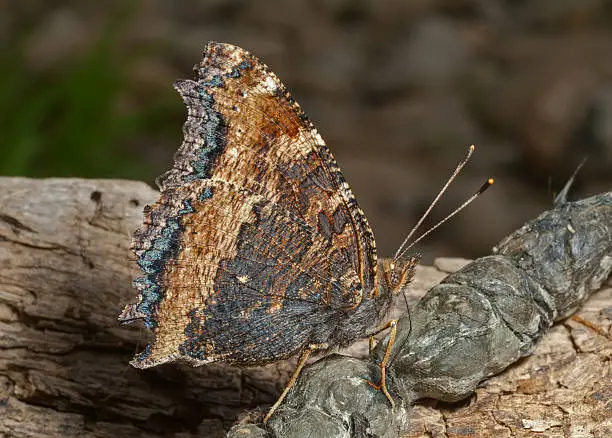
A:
[118, 42, 377, 368]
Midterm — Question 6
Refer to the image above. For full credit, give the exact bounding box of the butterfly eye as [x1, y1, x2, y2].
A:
[382, 260, 402, 292]
[392, 267, 407, 291]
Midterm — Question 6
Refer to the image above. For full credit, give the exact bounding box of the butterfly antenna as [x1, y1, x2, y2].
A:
[386, 178, 493, 367]
[393, 145, 476, 262]
[395, 178, 494, 261]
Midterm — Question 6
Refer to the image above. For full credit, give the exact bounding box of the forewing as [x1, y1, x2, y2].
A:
[163, 42, 377, 291]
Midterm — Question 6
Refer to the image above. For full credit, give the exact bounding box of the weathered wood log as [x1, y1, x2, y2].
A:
[0, 178, 610, 437]
[0, 178, 293, 438]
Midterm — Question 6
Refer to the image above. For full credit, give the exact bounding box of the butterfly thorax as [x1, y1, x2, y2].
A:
[327, 257, 418, 349]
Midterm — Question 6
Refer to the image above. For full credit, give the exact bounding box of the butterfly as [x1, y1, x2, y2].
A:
[118, 41, 421, 422]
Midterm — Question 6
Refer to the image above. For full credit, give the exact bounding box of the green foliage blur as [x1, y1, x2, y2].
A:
[0, 6, 178, 182]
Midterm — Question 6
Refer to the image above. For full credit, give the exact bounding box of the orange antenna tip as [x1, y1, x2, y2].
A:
[395, 176, 494, 260]
[476, 178, 494, 195]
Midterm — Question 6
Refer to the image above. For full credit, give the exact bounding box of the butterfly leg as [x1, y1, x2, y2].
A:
[366, 319, 397, 408]
[263, 342, 328, 423]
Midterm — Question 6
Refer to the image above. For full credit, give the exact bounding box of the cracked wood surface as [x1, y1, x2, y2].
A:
[0, 177, 610, 438]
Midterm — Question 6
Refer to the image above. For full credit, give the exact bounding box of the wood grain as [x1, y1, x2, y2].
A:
[0, 178, 609, 437]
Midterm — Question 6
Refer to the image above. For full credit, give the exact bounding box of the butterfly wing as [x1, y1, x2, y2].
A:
[119, 42, 378, 368]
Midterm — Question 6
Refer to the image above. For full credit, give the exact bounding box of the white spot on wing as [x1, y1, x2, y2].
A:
[311, 129, 325, 145]
[263, 76, 277, 93]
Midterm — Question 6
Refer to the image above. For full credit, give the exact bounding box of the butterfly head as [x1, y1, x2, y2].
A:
[381, 256, 419, 294]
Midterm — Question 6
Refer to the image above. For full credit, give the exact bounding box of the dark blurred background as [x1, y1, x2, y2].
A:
[2, 0, 612, 261]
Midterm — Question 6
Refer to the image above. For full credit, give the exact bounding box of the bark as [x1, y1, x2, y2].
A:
[0, 178, 610, 438]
